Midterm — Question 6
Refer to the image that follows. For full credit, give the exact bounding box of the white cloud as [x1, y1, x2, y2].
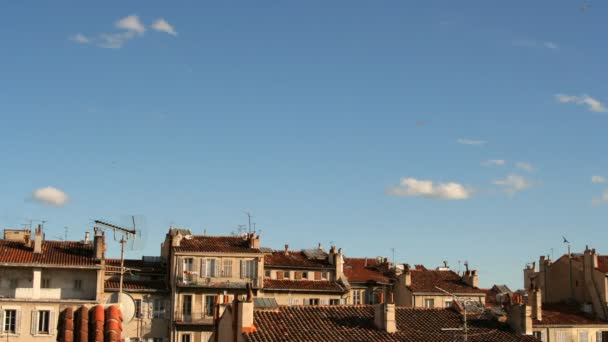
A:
[543, 41, 558, 49]
[457, 138, 486, 146]
[592, 175, 606, 184]
[555, 94, 607, 113]
[592, 190, 608, 205]
[482, 159, 506, 167]
[387, 177, 471, 200]
[493, 174, 533, 194]
[116, 15, 146, 34]
[32, 186, 69, 207]
[98, 31, 137, 49]
[69, 33, 90, 44]
[516, 162, 535, 172]
[152, 18, 177, 36]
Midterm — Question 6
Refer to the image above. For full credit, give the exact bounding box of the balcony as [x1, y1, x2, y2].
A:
[174, 312, 214, 325]
[176, 277, 259, 289]
[0, 288, 84, 301]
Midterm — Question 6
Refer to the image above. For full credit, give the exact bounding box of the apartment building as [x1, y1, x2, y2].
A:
[343, 257, 393, 305]
[393, 263, 486, 308]
[161, 229, 264, 342]
[103, 257, 170, 341]
[0, 226, 104, 341]
[259, 244, 348, 305]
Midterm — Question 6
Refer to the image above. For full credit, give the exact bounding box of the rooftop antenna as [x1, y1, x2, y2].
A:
[245, 211, 253, 233]
[391, 248, 395, 266]
[94, 217, 137, 300]
[436, 286, 473, 342]
[64, 226, 69, 241]
[562, 236, 571, 255]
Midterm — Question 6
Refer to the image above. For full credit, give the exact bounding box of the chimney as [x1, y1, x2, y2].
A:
[462, 269, 479, 288]
[84, 231, 90, 244]
[530, 287, 542, 321]
[317, 242, 322, 250]
[248, 233, 260, 249]
[171, 231, 183, 247]
[335, 248, 344, 279]
[237, 284, 256, 333]
[402, 264, 412, 287]
[24, 229, 32, 247]
[374, 292, 396, 333]
[284, 244, 289, 256]
[93, 227, 105, 261]
[34, 224, 43, 254]
[328, 246, 336, 265]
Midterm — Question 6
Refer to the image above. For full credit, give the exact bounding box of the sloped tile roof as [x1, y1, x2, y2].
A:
[263, 279, 346, 293]
[598, 255, 608, 273]
[534, 303, 608, 326]
[265, 251, 331, 269]
[409, 269, 484, 294]
[344, 258, 392, 284]
[174, 236, 262, 254]
[0, 239, 98, 267]
[104, 279, 168, 292]
[244, 306, 539, 341]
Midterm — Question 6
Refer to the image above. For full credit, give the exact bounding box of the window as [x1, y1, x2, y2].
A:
[294, 271, 302, 280]
[579, 330, 589, 342]
[240, 260, 256, 279]
[205, 295, 216, 316]
[283, 271, 290, 279]
[223, 259, 233, 277]
[41, 278, 51, 289]
[73, 279, 83, 290]
[308, 298, 320, 305]
[202, 258, 218, 277]
[444, 300, 452, 308]
[181, 334, 191, 342]
[302, 272, 308, 279]
[183, 258, 193, 271]
[321, 272, 328, 280]
[533, 331, 546, 342]
[152, 299, 165, 319]
[35, 310, 50, 334]
[424, 299, 435, 308]
[264, 270, 271, 278]
[353, 290, 362, 305]
[9, 279, 18, 288]
[598, 331, 608, 342]
[329, 299, 340, 305]
[135, 299, 142, 318]
[151, 338, 164, 342]
[182, 295, 192, 317]
[3, 309, 17, 334]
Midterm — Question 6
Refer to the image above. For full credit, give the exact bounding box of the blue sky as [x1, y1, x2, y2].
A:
[1, 1, 607, 289]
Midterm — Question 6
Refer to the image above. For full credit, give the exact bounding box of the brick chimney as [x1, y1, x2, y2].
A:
[374, 292, 396, 333]
[248, 233, 260, 249]
[401, 264, 412, 287]
[33, 224, 43, 254]
[529, 287, 542, 321]
[462, 270, 479, 288]
[93, 227, 105, 261]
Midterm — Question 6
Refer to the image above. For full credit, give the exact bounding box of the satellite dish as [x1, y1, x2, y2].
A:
[106, 292, 136, 324]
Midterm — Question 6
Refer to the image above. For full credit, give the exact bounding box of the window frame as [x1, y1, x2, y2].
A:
[223, 259, 233, 277]
[152, 299, 165, 319]
[73, 279, 83, 290]
[424, 298, 435, 308]
[2, 309, 18, 335]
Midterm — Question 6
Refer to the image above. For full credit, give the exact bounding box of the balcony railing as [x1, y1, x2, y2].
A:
[174, 312, 214, 325]
[176, 277, 259, 289]
[0, 288, 85, 301]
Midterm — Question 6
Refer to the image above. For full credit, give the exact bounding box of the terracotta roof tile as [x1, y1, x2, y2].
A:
[265, 251, 331, 269]
[174, 236, 262, 254]
[534, 303, 608, 326]
[344, 258, 392, 284]
[598, 255, 608, 273]
[263, 279, 346, 293]
[409, 269, 484, 294]
[244, 306, 538, 341]
[104, 279, 167, 292]
[0, 239, 98, 267]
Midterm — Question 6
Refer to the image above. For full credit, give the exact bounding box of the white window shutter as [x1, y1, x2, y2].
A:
[240, 260, 245, 279]
[49, 310, 56, 335]
[200, 259, 207, 277]
[16, 310, 21, 335]
[214, 260, 220, 278]
[597, 331, 602, 342]
[0, 310, 4, 333]
[31, 311, 37, 335]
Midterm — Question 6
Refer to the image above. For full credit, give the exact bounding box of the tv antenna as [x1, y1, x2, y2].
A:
[245, 211, 253, 233]
[94, 217, 137, 299]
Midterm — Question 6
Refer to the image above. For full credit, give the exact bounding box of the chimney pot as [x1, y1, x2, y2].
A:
[284, 244, 289, 255]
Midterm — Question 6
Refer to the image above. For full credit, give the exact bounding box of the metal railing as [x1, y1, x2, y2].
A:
[174, 312, 214, 324]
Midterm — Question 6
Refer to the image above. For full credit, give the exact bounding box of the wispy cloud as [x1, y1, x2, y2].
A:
[592, 175, 606, 184]
[152, 18, 177, 36]
[69, 33, 90, 44]
[457, 138, 486, 146]
[31, 186, 69, 207]
[482, 159, 506, 167]
[116, 15, 146, 34]
[555, 94, 606, 113]
[516, 162, 535, 172]
[513, 39, 559, 50]
[493, 174, 533, 195]
[69, 15, 177, 49]
[592, 190, 608, 205]
[387, 177, 471, 200]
